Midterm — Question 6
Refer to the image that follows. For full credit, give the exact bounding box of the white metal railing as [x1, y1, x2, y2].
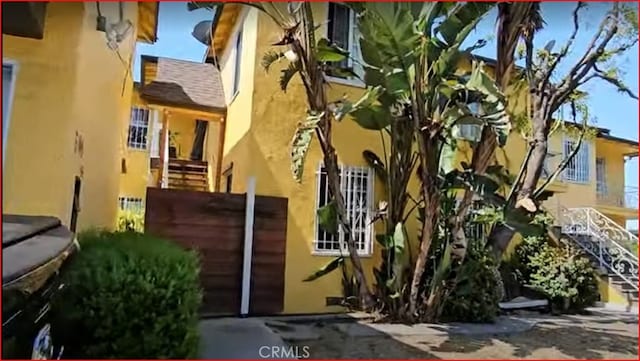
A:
[560, 207, 638, 291]
[597, 185, 639, 210]
[625, 186, 639, 209]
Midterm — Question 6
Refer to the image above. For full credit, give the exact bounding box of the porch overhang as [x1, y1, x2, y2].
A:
[208, 3, 243, 60]
[1, 2, 48, 40]
[144, 102, 226, 122]
[139, 56, 227, 117]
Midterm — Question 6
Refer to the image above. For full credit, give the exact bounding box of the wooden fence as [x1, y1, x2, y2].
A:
[144, 180, 287, 316]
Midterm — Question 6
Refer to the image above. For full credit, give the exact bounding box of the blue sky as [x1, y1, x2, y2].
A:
[135, 2, 638, 227]
[132, 2, 213, 81]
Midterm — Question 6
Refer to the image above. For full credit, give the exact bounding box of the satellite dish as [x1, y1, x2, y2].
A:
[192, 20, 212, 46]
[106, 19, 133, 50]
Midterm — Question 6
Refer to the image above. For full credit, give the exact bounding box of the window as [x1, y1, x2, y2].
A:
[127, 107, 149, 150]
[118, 197, 144, 212]
[455, 124, 482, 142]
[461, 199, 485, 241]
[326, 2, 363, 80]
[596, 157, 607, 195]
[453, 80, 482, 142]
[223, 164, 233, 193]
[232, 27, 243, 96]
[563, 139, 590, 183]
[3, 62, 17, 165]
[314, 164, 373, 255]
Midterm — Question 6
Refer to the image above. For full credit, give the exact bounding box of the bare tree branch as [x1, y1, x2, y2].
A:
[540, 2, 585, 92]
[551, 4, 625, 113]
[594, 75, 638, 99]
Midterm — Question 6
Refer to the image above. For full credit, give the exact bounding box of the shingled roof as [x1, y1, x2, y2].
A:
[140, 56, 226, 113]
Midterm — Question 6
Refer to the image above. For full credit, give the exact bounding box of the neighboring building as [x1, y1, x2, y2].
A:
[206, 3, 638, 314]
[118, 56, 226, 210]
[2, 2, 159, 231]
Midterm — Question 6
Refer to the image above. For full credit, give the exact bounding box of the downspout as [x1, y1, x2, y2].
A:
[214, 116, 227, 192]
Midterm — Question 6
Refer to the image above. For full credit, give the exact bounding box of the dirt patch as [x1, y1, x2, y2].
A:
[284, 314, 638, 359]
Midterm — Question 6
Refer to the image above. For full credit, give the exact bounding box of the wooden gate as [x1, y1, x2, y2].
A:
[144, 187, 288, 316]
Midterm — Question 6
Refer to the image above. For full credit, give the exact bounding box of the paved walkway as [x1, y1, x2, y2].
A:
[198, 308, 638, 359]
[198, 318, 297, 359]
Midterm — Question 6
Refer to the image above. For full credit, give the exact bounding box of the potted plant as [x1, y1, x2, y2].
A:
[168, 131, 179, 159]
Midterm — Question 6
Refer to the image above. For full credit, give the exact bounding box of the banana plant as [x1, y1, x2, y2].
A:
[347, 2, 511, 321]
[254, 2, 381, 309]
[189, 1, 379, 308]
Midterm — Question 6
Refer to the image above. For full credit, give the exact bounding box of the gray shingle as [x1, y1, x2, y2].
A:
[141, 57, 226, 112]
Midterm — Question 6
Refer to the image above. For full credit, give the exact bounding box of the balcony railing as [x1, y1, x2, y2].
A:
[597, 186, 638, 210]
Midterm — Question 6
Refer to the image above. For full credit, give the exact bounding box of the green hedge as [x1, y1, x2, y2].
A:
[510, 236, 599, 313]
[50, 231, 202, 359]
[441, 246, 503, 323]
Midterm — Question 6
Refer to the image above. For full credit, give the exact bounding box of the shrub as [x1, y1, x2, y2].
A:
[441, 246, 503, 323]
[511, 236, 599, 313]
[116, 209, 144, 233]
[50, 231, 202, 359]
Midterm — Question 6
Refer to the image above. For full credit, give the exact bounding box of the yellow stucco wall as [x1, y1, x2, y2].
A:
[216, 7, 259, 194]
[3, 2, 138, 231]
[216, 4, 636, 313]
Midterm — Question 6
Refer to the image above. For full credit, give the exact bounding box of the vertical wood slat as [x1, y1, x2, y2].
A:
[144, 185, 287, 316]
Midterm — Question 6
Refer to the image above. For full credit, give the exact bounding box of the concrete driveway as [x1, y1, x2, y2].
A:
[199, 318, 297, 359]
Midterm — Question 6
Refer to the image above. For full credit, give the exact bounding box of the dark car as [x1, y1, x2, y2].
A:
[2, 215, 78, 359]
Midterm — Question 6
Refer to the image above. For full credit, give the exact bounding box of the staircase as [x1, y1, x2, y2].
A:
[559, 207, 638, 306]
[167, 159, 209, 192]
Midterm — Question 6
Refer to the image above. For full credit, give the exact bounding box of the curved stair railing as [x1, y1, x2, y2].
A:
[559, 207, 638, 292]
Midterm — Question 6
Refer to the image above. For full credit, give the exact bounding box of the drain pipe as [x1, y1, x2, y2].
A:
[240, 177, 256, 316]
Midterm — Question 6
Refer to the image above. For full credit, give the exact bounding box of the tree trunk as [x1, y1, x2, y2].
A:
[486, 97, 547, 259]
[516, 110, 548, 206]
[408, 166, 439, 318]
[409, 184, 439, 317]
[323, 150, 374, 309]
[487, 223, 516, 260]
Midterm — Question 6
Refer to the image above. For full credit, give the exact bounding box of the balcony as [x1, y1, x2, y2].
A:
[597, 186, 638, 210]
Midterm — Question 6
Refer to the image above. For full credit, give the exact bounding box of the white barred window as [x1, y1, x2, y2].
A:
[563, 139, 590, 183]
[127, 107, 149, 150]
[314, 164, 374, 256]
[118, 197, 144, 212]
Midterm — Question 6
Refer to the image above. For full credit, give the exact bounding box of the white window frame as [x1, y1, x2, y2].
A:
[562, 137, 590, 184]
[313, 163, 374, 257]
[2, 59, 19, 167]
[127, 106, 150, 150]
[325, 2, 365, 88]
[118, 196, 144, 212]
